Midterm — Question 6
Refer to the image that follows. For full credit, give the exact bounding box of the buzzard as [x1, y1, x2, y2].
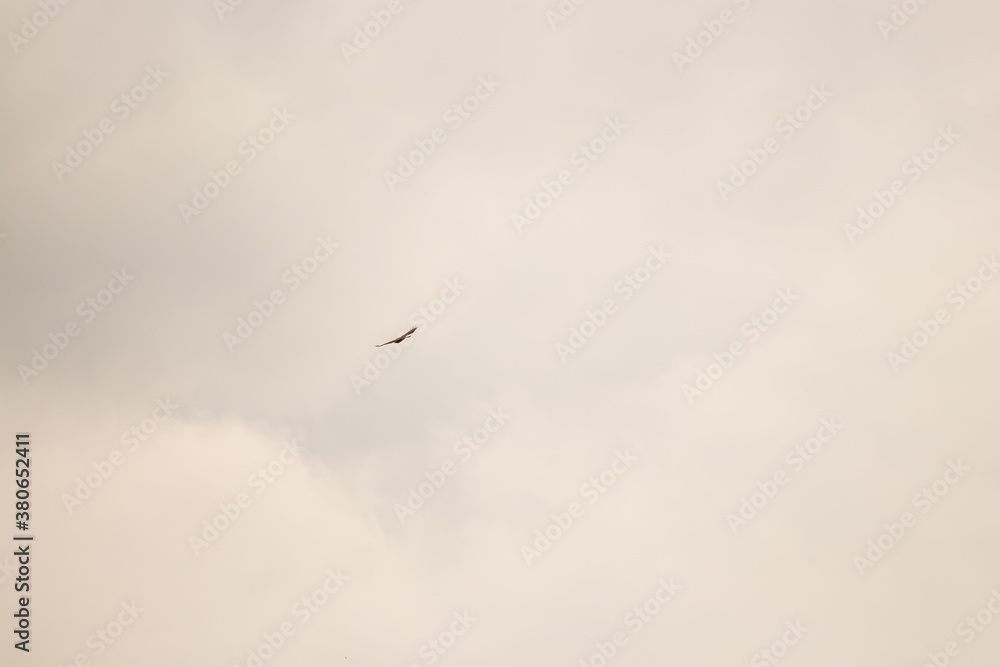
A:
[376, 326, 417, 347]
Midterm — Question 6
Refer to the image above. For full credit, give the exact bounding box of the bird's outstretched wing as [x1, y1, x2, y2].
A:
[376, 326, 417, 347]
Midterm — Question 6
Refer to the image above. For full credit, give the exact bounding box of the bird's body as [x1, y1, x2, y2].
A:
[376, 326, 417, 347]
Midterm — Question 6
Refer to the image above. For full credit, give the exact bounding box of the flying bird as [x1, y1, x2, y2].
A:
[376, 326, 417, 347]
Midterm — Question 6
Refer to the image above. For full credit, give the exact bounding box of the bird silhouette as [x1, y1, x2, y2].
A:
[376, 326, 417, 347]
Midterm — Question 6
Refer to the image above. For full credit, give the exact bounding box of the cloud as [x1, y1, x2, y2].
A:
[2, 0, 1000, 664]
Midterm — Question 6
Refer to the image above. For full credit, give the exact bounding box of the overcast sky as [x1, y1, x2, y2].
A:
[2, 0, 1000, 665]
